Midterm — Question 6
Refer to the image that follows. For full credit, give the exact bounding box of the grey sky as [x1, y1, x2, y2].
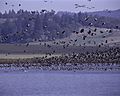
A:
[0, 0, 120, 13]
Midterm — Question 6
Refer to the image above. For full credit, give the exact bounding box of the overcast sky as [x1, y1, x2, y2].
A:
[0, 0, 120, 13]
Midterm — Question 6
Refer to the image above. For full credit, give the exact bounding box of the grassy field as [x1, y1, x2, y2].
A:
[0, 44, 119, 59]
[30, 27, 120, 46]
[0, 44, 114, 54]
[0, 27, 120, 59]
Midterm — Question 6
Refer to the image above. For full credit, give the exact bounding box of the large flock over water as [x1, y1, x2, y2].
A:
[0, 47, 120, 72]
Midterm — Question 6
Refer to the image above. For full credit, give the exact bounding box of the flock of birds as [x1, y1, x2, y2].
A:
[5, 2, 21, 7]
[0, 47, 120, 72]
[1, 0, 120, 49]
[4, 0, 93, 10]
[2, 0, 119, 48]
[38, 24, 119, 49]
[74, 4, 95, 9]
[0, 0, 120, 71]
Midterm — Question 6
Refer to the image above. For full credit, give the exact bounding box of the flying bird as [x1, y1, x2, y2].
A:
[5, 2, 8, 5]
[75, 4, 86, 8]
[116, 26, 119, 29]
[80, 29, 84, 33]
[85, 17, 89, 21]
[105, 40, 108, 43]
[19, 4, 21, 6]
[41, 9, 47, 13]
[94, 28, 97, 32]
[102, 22, 105, 25]
[83, 36, 87, 40]
[88, 30, 91, 34]
[94, 18, 98, 21]
[62, 31, 65, 34]
[44, 0, 48, 2]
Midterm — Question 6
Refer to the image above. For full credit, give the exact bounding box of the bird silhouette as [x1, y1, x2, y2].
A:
[5, 2, 8, 5]
[19, 4, 21, 6]
[80, 29, 84, 33]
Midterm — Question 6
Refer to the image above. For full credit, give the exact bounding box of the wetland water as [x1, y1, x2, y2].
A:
[0, 71, 120, 96]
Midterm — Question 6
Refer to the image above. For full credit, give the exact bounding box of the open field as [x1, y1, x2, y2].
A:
[0, 43, 120, 60]
[30, 27, 120, 46]
[0, 27, 120, 56]
[0, 54, 61, 59]
[0, 44, 118, 54]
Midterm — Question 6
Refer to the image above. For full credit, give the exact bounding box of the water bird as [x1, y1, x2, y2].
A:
[41, 9, 47, 13]
[83, 36, 87, 40]
[85, 17, 89, 21]
[89, 23, 93, 26]
[19, 4, 21, 6]
[5, 2, 8, 5]
[62, 31, 65, 34]
[88, 30, 91, 34]
[116, 26, 119, 29]
[80, 29, 84, 33]
[75, 4, 86, 8]
[94, 28, 97, 32]
[94, 18, 98, 21]
[105, 40, 108, 43]
[102, 22, 105, 25]
[109, 29, 112, 33]
[100, 31, 104, 33]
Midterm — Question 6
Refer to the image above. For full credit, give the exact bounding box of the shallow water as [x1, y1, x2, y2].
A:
[0, 71, 120, 96]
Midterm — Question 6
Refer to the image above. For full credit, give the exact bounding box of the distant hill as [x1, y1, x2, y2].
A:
[88, 9, 120, 19]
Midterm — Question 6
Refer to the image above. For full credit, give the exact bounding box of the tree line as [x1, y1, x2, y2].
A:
[0, 9, 120, 43]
